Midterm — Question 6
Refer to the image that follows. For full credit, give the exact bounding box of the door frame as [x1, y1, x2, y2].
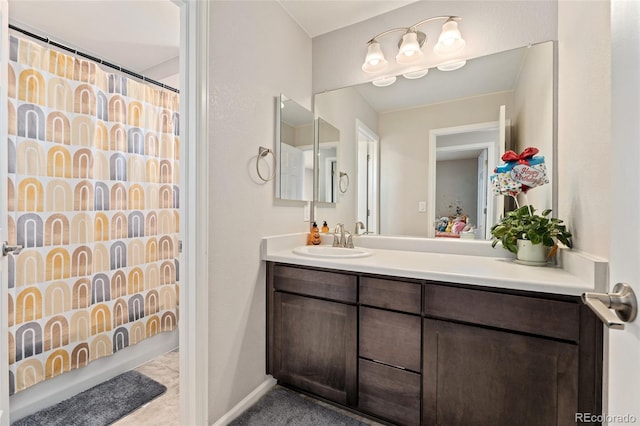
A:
[177, 0, 209, 425]
[433, 142, 493, 239]
[324, 156, 337, 203]
[356, 119, 379, 234]
[1, 0, 9, 423]
[476, 148, 489, 239]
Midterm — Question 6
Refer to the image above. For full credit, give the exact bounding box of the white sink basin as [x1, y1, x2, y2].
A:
[292, 245, 373, 259]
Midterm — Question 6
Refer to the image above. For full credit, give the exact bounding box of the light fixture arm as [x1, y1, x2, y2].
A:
[366, 27, 412, 44]
[410, 15, 461, 31]
[365, 16, 460, 44]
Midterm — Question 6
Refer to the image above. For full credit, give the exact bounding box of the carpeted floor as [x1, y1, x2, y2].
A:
[11, 370, 167, 426]
[230, 386, 370, 426]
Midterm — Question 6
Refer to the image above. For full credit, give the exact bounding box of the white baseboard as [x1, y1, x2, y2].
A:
[212, 377, 277, 426]
[10, 330, 178, 422]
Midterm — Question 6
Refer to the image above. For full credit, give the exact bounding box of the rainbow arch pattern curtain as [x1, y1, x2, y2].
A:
[5, 35, 180, 395]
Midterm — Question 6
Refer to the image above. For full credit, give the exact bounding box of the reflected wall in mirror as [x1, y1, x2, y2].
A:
[316, 117, 340, 204]
[276, 94, 314, 201]
[314, 41, 555, 239]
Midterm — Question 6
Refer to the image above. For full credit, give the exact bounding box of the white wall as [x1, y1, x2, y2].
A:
[208, 1, 312, 422]
[513, 41, 554, 212]
[379, 91, 512, 236]
[557, 1, 610, 258]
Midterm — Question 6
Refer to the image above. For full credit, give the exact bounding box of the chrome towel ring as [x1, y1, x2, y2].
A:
[339, 171, 350, 193]
[257, 146, 276, 182]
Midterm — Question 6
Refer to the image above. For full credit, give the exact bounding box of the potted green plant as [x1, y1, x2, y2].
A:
[490, 205, 573, 264]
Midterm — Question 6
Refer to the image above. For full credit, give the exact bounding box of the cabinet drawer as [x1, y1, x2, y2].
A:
[273, 264, 357, 303]
[359, 306, 421, 371]
[360, 276, 421, 314]
[424, 283, 580, 341]
[359, 359, 420, 426]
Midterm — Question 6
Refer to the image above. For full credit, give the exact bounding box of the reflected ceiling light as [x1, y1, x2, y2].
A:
[437, 60, 467, 71]
[434, 18, 466, 55]
[372, 76, 397, 87]
[402, 68, 429, 79]
[362, 16, 465, 74]
[361, 41, 388, 73]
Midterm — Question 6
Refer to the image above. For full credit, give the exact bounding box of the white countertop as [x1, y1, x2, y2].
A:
[262, 234, 609, 297]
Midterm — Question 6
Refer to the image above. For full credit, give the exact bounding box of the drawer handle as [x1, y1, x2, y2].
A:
[582, 283, 637, 330]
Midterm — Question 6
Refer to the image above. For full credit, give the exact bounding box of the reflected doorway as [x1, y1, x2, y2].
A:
[356, 120, 379, 234]
[428, 108, 507, 240]
[436, 145, 490, 239]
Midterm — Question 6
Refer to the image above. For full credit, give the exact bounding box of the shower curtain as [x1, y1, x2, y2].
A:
[5, 35, 180, 395]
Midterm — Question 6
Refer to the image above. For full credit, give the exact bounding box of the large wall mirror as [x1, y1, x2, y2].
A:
[314, 41, 556, 239]
[276, 94, 314, 201]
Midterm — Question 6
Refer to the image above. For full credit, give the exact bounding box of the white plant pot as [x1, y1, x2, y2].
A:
[516, 239, 547, 265]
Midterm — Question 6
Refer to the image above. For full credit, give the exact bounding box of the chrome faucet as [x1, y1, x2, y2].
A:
[346, 221, 365, 248]
[332, 223, 351, 248]
[333, 223, 344, 247]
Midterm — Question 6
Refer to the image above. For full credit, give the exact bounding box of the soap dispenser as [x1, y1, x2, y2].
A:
[311, 222, 321, 245]
[321, 221, 329, 233]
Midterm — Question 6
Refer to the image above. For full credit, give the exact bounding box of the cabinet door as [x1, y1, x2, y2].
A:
[272, 292, 357, 406]
[423, 319, 578, 426]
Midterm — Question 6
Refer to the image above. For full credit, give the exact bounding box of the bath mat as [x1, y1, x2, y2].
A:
[11, 370, 167, 426]
[230, 386, 370, 425]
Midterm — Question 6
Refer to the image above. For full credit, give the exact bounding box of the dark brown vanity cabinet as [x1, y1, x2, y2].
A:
[266, 262, 602, 426]
[267, 263, 358, 406]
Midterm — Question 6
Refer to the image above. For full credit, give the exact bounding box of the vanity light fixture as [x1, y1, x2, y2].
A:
[362, 15, 466, 75]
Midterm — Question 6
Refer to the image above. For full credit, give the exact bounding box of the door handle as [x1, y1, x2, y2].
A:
[582, 283, 637, 330]
[2, 241, 22, 256]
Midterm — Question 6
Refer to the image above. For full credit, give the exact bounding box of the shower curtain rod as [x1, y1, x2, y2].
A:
[9, 24, 179, 93]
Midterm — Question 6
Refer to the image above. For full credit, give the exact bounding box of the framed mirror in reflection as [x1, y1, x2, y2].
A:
[314, 41, 556, 239]
[316, 117, 340, 204]
[276, 94, 314, 202]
